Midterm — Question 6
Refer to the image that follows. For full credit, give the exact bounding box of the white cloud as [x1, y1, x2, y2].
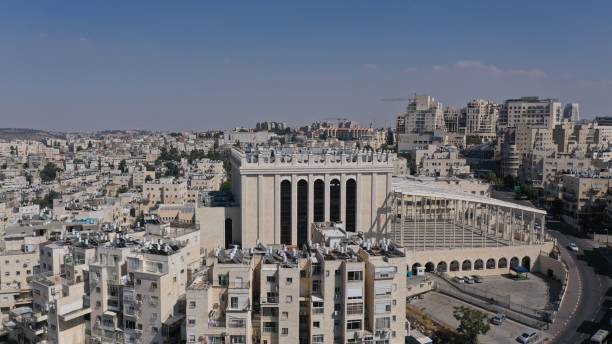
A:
[432, 65, 446, 72]
[454, 60, 547, 78]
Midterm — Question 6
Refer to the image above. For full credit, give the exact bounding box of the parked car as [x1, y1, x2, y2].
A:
[471, 275, 483, 283]
[463, 276, 474, 284]
[453, 276, 465, 284]
[516, 329, 540, 343]
[590, 329, 610, 344]
[490, 313, 506, 325]
[568, 242, 579, 252]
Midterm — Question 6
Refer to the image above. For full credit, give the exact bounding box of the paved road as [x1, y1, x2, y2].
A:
[546, 219, 611, 343]
[492, 190, 612, 343]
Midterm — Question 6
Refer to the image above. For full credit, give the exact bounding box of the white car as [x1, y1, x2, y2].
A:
[453, 276, 465, 284]
[568, 242, 579, 252]
[516, 329, 539, 343]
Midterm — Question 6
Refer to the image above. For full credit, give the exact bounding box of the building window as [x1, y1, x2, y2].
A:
[347, 320, 362, 331]
[281, 328, 288, 335]
[230, 297, 238, 309]
[286, 277, 292, 285]
[329, 179, 341, 222]
[224, 218, 233, 249]
[313, 321, 320, 328]
[347, 271, 362, 281]
[345, 179, 357, 232]
[189, 301, 196, 309]
[313, 179, 325, 222]
[266, 276, 276, 283]
[297, 179, 308, 246]
[280, 180, 292, 245]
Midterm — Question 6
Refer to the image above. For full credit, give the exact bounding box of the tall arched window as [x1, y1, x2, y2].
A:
[345, 179, 357, 232]
[329, 179, 341, 222]
[297, 180, 308, 246]
[280, 180, 292, 245]
[313, 179, 325, 222]
[224, 218, 233, 248]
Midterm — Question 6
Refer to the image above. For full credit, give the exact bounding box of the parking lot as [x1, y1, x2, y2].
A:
[412, 292, 547, 343]
[457, 273, 561, 312]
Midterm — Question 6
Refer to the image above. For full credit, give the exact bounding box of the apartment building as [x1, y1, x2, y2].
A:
[500, 97, 563, 129]
[185, 247, 255, 344]
[396, 95, 445, 135]
[143, 179, 189, 204]
[415, 146, 470, 177]
[465, 99, 499, 142]
[559, 173, 612, 228]
[124, 230, 200, 344]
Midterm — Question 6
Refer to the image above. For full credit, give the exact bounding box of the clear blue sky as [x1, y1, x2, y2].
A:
[1, 1, 611, 130]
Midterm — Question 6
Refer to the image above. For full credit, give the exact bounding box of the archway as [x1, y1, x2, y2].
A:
[436, 261, 447, 273]
[313, 179, 325, 222]
[297, 180, 308, 247]
[510, 257, 519, 268]
[486, 258, 496, 269]
[474, 259, 484, 270]
[450, 260, 460, 272]
[411, 263, 421, 275]
[329, 179, 341, 222]
[498, 257, 508, 269]
[280, 180, 292, 245]
[345, 179, 357, 232]
[521, 256, 531, 271]
[461, 260, 472, 271]
[425, 262, 435, 273]
[224, 218, 232, 249]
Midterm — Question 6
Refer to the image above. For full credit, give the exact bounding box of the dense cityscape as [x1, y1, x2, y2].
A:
[0, 93, 610, 344]
[2, 2, 612, 344]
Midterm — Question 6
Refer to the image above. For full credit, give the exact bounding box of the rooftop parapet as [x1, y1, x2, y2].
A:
[232, 146, 396, 168]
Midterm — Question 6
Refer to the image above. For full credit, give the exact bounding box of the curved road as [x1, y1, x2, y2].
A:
[546, 219, 611, 343]
[491, 190, 611, 343]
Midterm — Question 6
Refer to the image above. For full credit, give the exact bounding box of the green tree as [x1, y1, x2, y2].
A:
[453, 306, 490, 344]
[40, 163, 60, 182]
[116, 186, 129, 195]
[87, 141, 93, 149]
[33, 190, 61, 209]
[219, 180, 231, 192]
[145, 175, 153, 183]
[118, 159, 127, 173]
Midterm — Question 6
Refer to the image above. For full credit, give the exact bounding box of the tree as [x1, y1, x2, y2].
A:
[40, 163, 60, 182]
[33, 190, 61, 209]
[145, 175, 153, 183]
[453, 306, 490, 344]
[87, 141, 93, 149]
[503, 175, 516, 190]
[118, 159, 127, 173]
[219, 180, 231, 192]
[116, 186, 129, 195]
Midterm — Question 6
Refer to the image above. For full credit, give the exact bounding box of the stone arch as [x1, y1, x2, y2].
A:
[425, 262, 435, 273]
[411, 263, 421, 275]
[474, 259, 484, 270]
[486, 258, 496, 269]
[461, 260, 472, 271]
[436, 261, 448, 273]
[510, 257, 519, 268]
[498, 257, 508, 269]
[450, 260, 460, 272]
[521, 256, 531, 271]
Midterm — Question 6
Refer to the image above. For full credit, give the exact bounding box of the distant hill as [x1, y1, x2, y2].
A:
[0, 128, 66, 141]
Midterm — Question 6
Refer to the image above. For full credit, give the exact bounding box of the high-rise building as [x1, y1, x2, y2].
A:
[396, 95, 445, 135]
[499, 97, 563, 129]
[465, 99, 499, 141]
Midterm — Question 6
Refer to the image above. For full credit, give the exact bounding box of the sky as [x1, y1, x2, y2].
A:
[1, 1, 611, 131]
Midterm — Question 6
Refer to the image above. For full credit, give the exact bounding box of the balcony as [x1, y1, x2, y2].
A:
[208, 319, 226, 328]
[261, 297, 278, 305]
